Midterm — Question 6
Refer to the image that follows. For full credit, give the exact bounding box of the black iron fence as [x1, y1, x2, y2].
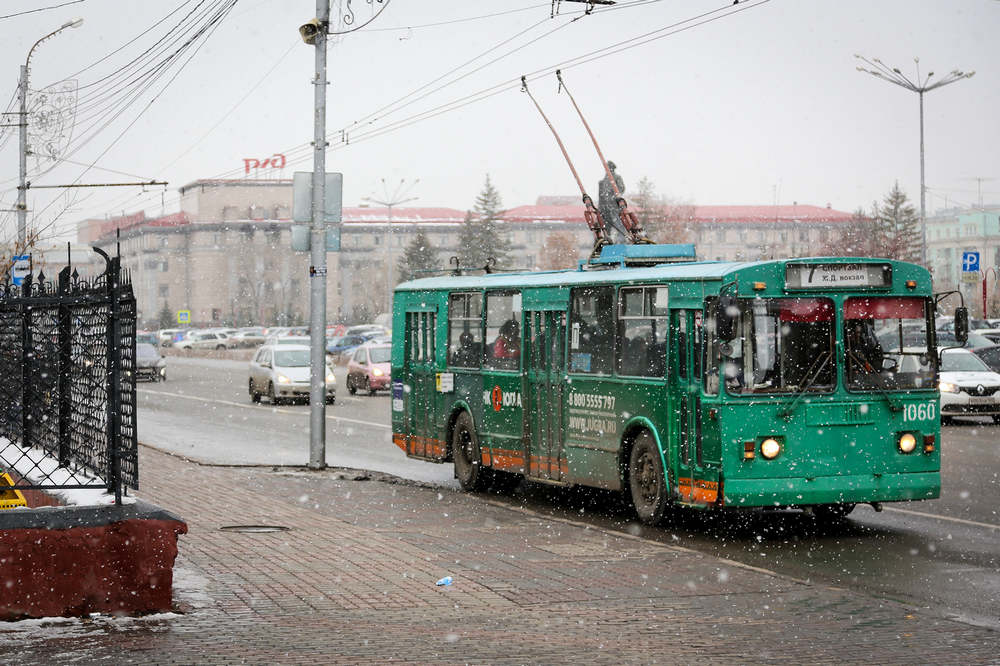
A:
[0, 247, 137, 503]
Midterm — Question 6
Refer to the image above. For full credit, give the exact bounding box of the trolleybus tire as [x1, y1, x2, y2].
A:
[452, 411, 491, 492]
[628, 431, 670, 525]
[811, 503, 855, 522]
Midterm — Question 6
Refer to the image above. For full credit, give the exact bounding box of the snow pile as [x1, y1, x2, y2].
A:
[0, 436, 135, 507]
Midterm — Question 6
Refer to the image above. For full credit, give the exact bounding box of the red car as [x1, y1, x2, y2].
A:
[346, 343, 391, 395]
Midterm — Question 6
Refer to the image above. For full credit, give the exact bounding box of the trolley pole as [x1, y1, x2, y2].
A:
[307, 0, 329, 470]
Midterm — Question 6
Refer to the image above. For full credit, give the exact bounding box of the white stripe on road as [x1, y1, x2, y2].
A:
[881, 505, 999, 531]
[137, 388, 391, 430]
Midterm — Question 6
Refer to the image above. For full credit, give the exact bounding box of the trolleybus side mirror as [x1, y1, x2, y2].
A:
[717, 293, 738, 341]
[954, 306, 969, 345]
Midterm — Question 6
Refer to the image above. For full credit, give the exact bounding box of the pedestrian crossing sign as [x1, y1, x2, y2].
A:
[177, 309, 191, 324]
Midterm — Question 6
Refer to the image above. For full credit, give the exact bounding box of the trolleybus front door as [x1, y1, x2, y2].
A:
[524, 309, 567, 481]
[671, 309, 713, 504]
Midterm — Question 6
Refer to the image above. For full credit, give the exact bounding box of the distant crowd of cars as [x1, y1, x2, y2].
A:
[133, 323, 393, 405]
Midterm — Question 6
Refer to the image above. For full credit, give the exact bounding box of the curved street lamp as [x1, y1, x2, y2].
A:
[855, 55, 974, 266]
[16, 17, 85, 247]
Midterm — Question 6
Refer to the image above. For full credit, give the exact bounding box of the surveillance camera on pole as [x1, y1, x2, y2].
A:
[299, 18, 323, 45]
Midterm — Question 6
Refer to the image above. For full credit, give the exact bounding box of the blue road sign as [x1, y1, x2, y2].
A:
[11, 255, 30, 286]
[962, 251, 980, 273]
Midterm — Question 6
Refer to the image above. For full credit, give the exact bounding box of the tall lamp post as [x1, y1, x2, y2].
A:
[16, 17, 84, 247]
[363, 178, 419, 311]
[855, 56, 974, 267]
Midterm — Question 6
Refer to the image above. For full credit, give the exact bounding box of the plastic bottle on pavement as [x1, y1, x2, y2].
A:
[435, 576, 453, 586]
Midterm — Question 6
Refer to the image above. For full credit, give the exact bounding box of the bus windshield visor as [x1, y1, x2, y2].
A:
[720, 298, 835, 394]
[846, 297, 934, 390]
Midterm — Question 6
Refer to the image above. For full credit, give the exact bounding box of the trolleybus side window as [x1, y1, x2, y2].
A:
[617, 287, 668, 377]
[407, 311, 436, 363]
[484, 291, 521, 371]
[845, 297, 934, 391]
[569, 287, 614, 374]
[703, 304, 719, 395]
[448, 292, 482, 368]
[720, 298, 835, 394]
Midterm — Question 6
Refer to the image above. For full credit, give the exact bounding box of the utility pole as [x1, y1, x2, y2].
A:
[363, 178, 418, 312]
[855, 55, 974, 266]
[307, 1, 329, 470]
[16, 18, 84, 248]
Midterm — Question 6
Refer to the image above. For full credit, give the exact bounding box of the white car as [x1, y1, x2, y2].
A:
[249, 344, 335, 405]
[939, 348, 1000, 424]
[175, 331, 230, 350]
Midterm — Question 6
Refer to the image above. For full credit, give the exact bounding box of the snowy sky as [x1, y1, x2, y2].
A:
[0, 0, 997, 245]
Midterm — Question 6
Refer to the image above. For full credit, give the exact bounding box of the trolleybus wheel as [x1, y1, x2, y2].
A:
[452, 411, 491, 492]
[811, 503, 855, 522]
[628, 431, 669, 526]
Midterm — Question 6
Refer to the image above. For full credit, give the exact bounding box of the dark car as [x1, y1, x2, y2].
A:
[326, 333, 379, 363]
[973, 344, 1000, 373]
[136, 343, 166, 381]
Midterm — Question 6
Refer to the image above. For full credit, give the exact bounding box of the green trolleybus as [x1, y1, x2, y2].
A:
[390, 248, 951, 524]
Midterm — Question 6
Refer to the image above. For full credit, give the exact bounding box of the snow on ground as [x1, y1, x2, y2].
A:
[1, 437, 134, 507]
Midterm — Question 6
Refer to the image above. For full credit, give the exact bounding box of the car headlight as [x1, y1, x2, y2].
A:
[277, 373, 291, 384]
[938, 381, 960, 393]
[898, 432, 917, 454]
[326, 370, 335, 383]
[373, 367, 384, 376]
[760, 438, 781, 460]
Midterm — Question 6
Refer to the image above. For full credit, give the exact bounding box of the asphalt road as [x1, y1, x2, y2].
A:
[138, 355, 1000, 631]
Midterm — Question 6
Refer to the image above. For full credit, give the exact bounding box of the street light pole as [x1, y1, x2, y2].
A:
[855, 56, 974, 267]
[363, 178, 418, 312]
[307, 1, 329, 470]
[16, 18, 84, 248]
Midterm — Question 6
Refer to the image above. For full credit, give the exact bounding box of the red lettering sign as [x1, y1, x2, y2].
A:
[243, 153, 287, 174]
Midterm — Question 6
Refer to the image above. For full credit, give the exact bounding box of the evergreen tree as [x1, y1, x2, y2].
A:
[821, 206, 881, 257]
[457, 175, 511, 271]
[876, 182, 921, 263]
[397, 230, 439, 283]
[157, 301, 174, 329]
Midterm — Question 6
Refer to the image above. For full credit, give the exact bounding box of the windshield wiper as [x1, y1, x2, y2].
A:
[846, 350, 903, 412]
[776, 351, 832, 419]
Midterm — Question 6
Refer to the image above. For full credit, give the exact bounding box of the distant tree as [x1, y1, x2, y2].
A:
[876, 182, 921, 263]
[157, 301, 174, 329]
[456, 175, 511, 271]
[539, 231, 580, 270]
[822, 183, 920, 262]
[397, 230, 439, 283]
[629, 176, 694, 244]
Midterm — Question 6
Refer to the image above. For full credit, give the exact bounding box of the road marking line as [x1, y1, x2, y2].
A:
[881, 505, 999, 531]
[136, 388, 390, 430]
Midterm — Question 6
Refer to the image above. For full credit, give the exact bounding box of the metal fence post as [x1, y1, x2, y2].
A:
[57, 267, 72, 466]
[20, 273, 32, 451]
[105, 256, 122, 504]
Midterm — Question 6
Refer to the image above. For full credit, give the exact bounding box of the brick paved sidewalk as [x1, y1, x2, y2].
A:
[2, 446, 998, 664]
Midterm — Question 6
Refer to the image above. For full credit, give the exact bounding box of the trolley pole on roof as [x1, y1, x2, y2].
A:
[306, 0, 330, 470]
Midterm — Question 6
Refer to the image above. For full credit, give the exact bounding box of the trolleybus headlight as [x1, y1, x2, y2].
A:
[939, 381, 959, 393]
[760, 438, 781, 460]
[898, 432, 917, 454]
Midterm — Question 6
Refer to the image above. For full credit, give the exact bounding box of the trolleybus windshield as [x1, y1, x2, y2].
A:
[846, 296, 934, 391]
[719, 298, 835, 394]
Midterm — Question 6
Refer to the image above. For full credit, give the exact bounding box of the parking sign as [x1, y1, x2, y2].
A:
[962, 251, 980, 273]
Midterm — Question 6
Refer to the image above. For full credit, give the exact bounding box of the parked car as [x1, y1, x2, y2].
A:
[972, 344, 1000, 373]
[175, 331, 230, 350]
[135, 343, 167, 381]
[136, 330, 158, 346]
[972, 328, 1000, 345]
[264, 335, 311, 347]
[158, 328, 181, 346]
[230, 330, 266, 347]
[248, 344, 335, 405]
[939, 348, 1000, 424]
[326, 333, 379, 362]
[346, 343, 391, 395]
[345, 324, 387, 337]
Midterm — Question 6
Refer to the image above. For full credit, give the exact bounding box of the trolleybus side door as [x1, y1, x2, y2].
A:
[480, 291, 524, 474]
[404, 309, 440, 459]
[524, 308, 567, 482]
[670, 309, 715, 504]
